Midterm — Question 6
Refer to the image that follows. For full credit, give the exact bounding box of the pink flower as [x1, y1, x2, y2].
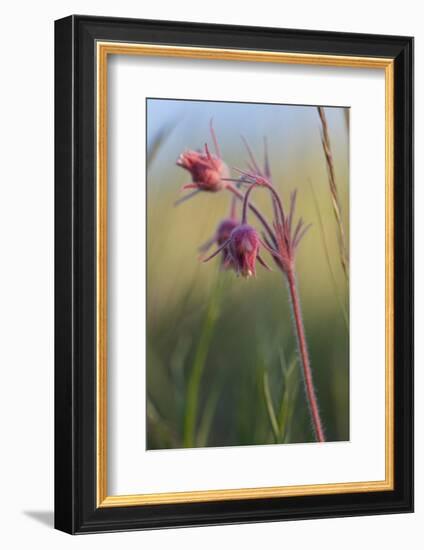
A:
[175, 121, 230, 206]
[228, 224, 260, 278]
[202, 223, 271, 278]
[177, 146, 229, 192]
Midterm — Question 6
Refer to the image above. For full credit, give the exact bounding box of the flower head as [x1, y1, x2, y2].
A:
[177, 146, 229, 192]
[228, 224, 260, 278]
[202, 222, 271, 278]
[175, 122, 229, 205]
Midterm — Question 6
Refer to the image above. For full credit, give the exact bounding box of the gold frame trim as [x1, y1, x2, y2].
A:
[96, 42, 395, 508]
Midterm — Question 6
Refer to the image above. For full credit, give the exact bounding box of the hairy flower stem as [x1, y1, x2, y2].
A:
[286, 268, 325, 442]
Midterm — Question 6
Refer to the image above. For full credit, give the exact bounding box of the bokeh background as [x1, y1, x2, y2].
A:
[146, 98, 349, 450]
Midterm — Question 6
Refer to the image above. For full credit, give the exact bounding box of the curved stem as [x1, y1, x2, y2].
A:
[286, 268, 325, 442]
[226, 184, 276, 245]
[239, 180, 285, 227]
[259, 181, 286, 225]
[241, 183, 257, 223]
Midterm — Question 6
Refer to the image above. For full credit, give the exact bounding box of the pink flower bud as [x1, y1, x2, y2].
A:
[228, 224, 260, 278]
[202, 221, 271, 277]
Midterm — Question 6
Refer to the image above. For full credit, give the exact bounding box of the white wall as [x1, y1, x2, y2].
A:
[0, 1, 420, 547]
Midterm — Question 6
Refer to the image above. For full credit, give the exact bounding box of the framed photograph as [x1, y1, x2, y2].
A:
[54, 15, 413, 534]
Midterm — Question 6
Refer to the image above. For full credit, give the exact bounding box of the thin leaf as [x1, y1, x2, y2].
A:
[147, 397, 178, 448]
[262, 371, 280, 443]
[147, 118, 179, 165]
[196, 386, 220, 447]
[277, 357, 300, 443]
[183, 277, 223, 448]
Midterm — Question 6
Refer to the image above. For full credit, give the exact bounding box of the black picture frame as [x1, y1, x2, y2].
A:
[55, 14, 413, 534]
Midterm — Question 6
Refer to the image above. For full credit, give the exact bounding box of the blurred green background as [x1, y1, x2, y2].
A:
[146, 99, 349, 450]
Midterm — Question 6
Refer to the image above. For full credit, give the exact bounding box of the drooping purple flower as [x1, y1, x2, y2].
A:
[202, 223, 271, 278]
[227, 224, 260, 278]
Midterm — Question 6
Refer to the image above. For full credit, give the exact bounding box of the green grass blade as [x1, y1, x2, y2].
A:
[183, 277, 222, 448]
[147, 119, 179, 166]
[277, 357, 299, 443]
[262, 371, 280, 443]
[147, 397, 178, 448]
[196, 385, 219, 448]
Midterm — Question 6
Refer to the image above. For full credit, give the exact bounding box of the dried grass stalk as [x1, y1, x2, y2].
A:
[317, 106, 349, 280]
